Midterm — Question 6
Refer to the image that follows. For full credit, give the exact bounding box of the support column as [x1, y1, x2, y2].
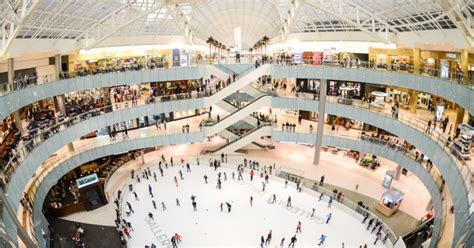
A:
[54, 95, 66, 116]
[67, 143, 74, 152]
[394, 164, 402, 180]
[12, 111, 23, 134]
[454, 104, 465, 133]
[54, 54, 62, 81]
[7, 58, 14, 83]
[461, 49, 469, 81]
[313, 80, 327, 165]
[409, 90, 418, 114]
[413, 48, 421, 74]
[141, 150, 145, 164]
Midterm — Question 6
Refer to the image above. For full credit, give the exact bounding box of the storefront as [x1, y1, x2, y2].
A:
[369, 48, 413, 72]
[420, 50, 461, 78]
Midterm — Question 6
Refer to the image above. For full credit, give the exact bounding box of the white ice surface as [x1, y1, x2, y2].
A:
[121, 163, 387, 248]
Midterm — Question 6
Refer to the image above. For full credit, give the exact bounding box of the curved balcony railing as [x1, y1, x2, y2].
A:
[25, 126, 447, 247]
[4, 80, 471, 201]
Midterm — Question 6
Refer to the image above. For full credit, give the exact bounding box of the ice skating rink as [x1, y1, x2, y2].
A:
[122, 162, 388, 247]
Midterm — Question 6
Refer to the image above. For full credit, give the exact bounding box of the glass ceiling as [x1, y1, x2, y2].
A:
[0, 0, 472, 50]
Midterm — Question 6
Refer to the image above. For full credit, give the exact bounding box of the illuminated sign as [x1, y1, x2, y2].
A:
[446, 53, 457, 59]
[76, 173, 99, 189]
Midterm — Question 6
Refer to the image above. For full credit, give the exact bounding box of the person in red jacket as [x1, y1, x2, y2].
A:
[250, 170, 255, 181]
[174, 233, 182, 243]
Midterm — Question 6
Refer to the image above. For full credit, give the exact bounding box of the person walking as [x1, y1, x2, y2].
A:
[326, 213, 332, 224]
[296, 221, 302, 233]
[319, 175, 325, 186]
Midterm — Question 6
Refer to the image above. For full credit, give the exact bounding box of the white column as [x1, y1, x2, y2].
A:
[7, 58, 14, 83]
[394, 164, 402, 180]
[54, 54, 61, 81]
[55, 95, 66, 116]
[313, 80, 327, 165]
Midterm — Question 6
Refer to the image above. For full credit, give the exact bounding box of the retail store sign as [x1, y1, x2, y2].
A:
[76, 173, 99, 189]
[446, 53, 457, 59]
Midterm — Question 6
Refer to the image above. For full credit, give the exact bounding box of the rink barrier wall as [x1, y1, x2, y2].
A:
[1, 63, 473, 121]
[30, 133, 440, 248]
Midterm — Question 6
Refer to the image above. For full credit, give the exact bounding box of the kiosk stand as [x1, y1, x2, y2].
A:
[376, 188, 404, 217]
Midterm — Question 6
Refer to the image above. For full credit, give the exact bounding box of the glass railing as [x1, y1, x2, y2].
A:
[1, 58, 473, 98]
[0, 59, 211, 96]
[4, 79, 471, 201]
[23, 124, 449, 247]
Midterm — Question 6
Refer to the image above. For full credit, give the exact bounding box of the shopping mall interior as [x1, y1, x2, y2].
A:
[0, 0, 473, 247]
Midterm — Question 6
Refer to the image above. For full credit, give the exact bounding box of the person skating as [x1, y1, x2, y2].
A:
[226, 202, 232, 212]
[250, 196, 253, 206]
[153, 172, 157, 182]
[374, 232, 382, 245]
[367, 218, 374, 230]
[148, 212, 154, 220]
[262, 182, 266, 192]
[192, 201, 197, 211]
[319, 192, 324, 201]
[152, 200, 156, 210]
[174, 233, 182, 243]
[328, 196, 333, 208]
[288, 235, 297, 248]
[285, 180, 288, 188]
[133, 192, 139, 201]
[186, 163, 191, 172]
[159, 167, 164, 177]
[287, 196, 292, 207]
[148, 184, 153, 197]
[223, 172, 227, 181]
[280, 237, 285, 247]
[362, 212, 369, 223]
[238, 170, 243, 180]
[265, 230, 272, 245]
[170, 236, 178, 248]
[272, 194, 277, 203]
[204, 174, 208, 183]
[265, 174, 269, 184]
[127, 202, 134, 213]
[250, 170, 255, 181]
[176, 198, 180, 206]
[326, 213, 332, 224]
[311, 208, 315, 217]
[260, 236, 265, 248]
[179, 170, 184, 180]
[161, 202, 167, 211]
[217, 179, 222, 189]
[318, 234, 327, 246]
[296, 221, 302, 233]
[232, 172, 235, 180]
[174, 176, 179, 187]
[220, 203, 224, 212]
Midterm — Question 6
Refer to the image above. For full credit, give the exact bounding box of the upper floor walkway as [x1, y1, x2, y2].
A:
[1, 61, 473, 121]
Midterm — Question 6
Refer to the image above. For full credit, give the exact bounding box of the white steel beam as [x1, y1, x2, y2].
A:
[305, 1, 390, 43]
[0, 0, 42, 58]
[437, 0, 473, 47]
[281, 0, 302, 42]
[83, 1, 166, 49]
[166, 0, 193, 44]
